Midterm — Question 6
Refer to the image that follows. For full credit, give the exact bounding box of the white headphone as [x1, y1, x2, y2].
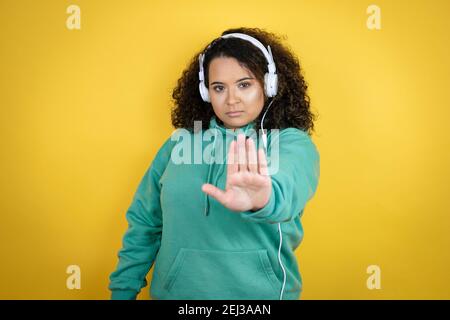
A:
[198, 33, 287, 300]
[198, 32, 278, 103]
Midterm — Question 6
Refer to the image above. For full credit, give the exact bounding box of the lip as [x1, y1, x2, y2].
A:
[226, 111, 243, 117]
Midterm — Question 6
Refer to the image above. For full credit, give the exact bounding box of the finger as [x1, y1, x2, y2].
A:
[237, 134, 247, 172]
[258, 147, 269, 176]
[202, 184, 227, 206]
[227, 140, 238, 176]
[246, 138, 258, 173]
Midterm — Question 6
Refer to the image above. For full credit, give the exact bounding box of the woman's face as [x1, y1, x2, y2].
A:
[208, 57, 265, 129]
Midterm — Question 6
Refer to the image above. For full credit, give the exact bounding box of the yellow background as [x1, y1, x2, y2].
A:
[0, 0, 449, 299]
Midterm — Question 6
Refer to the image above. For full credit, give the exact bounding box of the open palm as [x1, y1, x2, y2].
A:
[202, 133, 272, 212]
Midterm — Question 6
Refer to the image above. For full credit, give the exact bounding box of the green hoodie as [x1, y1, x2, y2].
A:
[109, 116, 320, 300]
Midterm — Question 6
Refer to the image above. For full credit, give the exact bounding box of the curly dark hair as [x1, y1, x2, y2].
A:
[171, 27, 316, 135]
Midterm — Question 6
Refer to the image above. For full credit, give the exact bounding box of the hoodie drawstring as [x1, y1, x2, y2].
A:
[203, 129, 218, 216]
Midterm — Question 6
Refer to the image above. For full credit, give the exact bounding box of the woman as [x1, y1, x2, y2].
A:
[109, 27, 320, 300]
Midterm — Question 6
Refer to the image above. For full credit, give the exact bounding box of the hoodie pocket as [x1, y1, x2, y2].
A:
[162, 248, 281, 300]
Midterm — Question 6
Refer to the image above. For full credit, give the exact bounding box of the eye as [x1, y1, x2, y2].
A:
[239, 82, 251, 88]
[213, 85, 224, 92]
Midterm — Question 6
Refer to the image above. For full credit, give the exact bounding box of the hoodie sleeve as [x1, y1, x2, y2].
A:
[240, 128, 320, 224]
[108, 137, 174, 300]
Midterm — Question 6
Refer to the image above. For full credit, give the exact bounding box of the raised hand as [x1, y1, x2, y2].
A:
[201, 133, 272, 212]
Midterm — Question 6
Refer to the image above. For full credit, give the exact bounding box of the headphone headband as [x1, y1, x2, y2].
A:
[220, 33, 276, 74]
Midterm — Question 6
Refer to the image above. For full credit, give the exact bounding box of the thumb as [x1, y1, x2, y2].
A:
[202, 184, 227, 205]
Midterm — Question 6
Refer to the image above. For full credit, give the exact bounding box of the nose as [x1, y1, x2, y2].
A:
[226, 87, 240, 105]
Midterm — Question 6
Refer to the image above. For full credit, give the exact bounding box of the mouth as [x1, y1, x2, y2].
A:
[226, 111, 244, 117]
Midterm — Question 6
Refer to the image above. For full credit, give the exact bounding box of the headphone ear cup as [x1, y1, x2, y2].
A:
[264, 73, 278, 97]
[199, 81, 210, 102]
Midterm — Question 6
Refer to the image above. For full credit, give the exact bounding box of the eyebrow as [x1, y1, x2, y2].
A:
[210, 77, 254, 85]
